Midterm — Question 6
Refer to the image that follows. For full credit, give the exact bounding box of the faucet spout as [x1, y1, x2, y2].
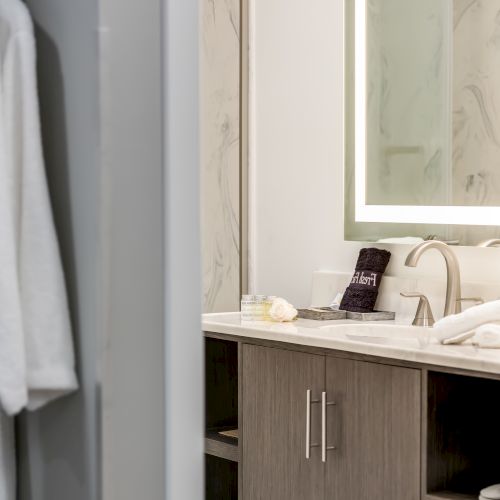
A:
[404, 240, 461, 317]
[478, 239, 500, 248]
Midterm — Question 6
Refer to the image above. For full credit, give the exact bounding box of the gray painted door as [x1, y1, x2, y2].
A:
[242, 344, 325, 500]
[325, 357, 421, 500]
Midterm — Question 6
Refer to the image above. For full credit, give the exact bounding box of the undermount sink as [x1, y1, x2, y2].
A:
[319, 323, 434, 346]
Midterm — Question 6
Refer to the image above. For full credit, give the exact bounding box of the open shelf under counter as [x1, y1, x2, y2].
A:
[425, 371, 500, 500]
[205, 428, 239, 463]
[205, 336, 239, 498]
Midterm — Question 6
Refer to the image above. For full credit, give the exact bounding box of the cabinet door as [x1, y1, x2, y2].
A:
[242, 344, 325, 500]
[325, 358, 421, 500]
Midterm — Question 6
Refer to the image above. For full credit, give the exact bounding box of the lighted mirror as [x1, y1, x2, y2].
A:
[345, 0, 500, 244]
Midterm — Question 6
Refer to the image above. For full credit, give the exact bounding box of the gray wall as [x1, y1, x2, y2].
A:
[18, 1, 101, 499]
[97, 0, 165, 499]
[163, 0, 203, 498]
[17, 1, 171, 499]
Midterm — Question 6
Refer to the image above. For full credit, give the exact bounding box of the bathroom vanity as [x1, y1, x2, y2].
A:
[204, 313, 500, 500]
[201, 0, 500, 496]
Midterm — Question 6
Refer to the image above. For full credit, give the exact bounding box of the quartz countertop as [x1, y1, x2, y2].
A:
[203, 312, 500, 375]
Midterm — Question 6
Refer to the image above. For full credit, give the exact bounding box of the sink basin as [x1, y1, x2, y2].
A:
[319, 323, 434, 347]
[320, 323, 425, 336]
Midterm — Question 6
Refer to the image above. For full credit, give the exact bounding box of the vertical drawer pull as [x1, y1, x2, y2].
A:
[306, 389, 311, 458]
[305, 389, 320, 459]
[321, 391, 337, 463]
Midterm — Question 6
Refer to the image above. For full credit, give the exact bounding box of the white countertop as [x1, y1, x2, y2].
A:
[203, 312, 500, 375]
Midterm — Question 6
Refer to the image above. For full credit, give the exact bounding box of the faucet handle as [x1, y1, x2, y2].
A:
[400, 292, 435, 327]
[457, 297, 484, 306]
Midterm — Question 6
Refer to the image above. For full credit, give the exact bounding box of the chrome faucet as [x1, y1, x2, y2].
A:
[404, 241, 462, 317]
[478, 239, 500, 247]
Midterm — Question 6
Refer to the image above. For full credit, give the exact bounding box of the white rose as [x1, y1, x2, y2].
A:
[269, 297, 298, 322]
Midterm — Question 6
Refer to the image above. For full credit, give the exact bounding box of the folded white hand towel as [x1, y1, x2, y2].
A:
[472, 325, 500, 349]
[434, 300, 500, 344]
[441, 330, 476, 345]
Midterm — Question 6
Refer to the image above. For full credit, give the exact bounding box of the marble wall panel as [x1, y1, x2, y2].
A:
[453, 0, 500, 207]
[201, 0, 241, 312]
[366, 0, 451, 207]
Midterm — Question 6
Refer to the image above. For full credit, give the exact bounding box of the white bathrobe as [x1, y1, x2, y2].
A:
[0, 0, 78, 497]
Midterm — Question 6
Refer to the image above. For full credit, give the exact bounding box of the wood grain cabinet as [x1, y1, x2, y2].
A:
[242, 344, 325, 499]
[326, 357, 421, 500]
[242, 344, 421, 500]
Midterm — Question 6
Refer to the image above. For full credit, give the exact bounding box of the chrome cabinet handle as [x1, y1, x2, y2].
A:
[305, 389, 320, 459]
[321, 392, 326, 462]
[321, 391, 337, 463]
[306, 390, 311, 458]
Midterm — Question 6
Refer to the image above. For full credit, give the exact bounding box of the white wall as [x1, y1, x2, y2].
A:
[250, 0, 361, 306]
[250, 0, 500, 307]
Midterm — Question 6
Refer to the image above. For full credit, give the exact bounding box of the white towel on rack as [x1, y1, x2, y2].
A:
[0, 0, 78, 412]
[0, 0, 78, 497]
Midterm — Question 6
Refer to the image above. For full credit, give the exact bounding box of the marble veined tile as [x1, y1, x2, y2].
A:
[366, 0, 451, 207]
[201, 0, 241, 313]
[453, 0, 500, 207]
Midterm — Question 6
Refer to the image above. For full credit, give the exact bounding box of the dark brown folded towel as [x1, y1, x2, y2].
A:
[340, 248, 391, 313]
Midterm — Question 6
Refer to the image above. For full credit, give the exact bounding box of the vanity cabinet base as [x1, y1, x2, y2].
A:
[204, 332, 500, 500]
[241, 344, 421, 500]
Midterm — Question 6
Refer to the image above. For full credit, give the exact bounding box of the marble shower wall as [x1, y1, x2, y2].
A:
[201, 0, 241, 312]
